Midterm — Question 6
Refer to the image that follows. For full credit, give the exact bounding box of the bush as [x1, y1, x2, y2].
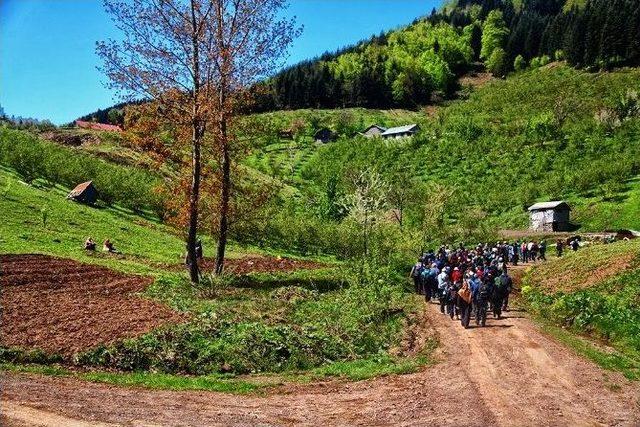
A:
[77, 274, 411, 375]
[486, 48, 507, 77]
[513, 54, 526, 72]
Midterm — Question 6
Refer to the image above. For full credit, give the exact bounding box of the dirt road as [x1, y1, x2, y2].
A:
[2, 297, 639, 427]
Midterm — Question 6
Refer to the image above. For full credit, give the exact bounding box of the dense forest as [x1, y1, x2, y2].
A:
[252, 0, 640, 111]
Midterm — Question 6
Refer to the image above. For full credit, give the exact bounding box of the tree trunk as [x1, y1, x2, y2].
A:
[215, 138, 230, 275]
[187, 123, 201, 284]
[187, 0, 201, 284]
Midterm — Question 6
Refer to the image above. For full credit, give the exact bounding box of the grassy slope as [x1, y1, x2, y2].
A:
[0, 167, 245, 275]
[245, 108, 423, 183]
[0, 167, 425, 384]
[277, 65, 640, 232]
[523, 240, 640, 379]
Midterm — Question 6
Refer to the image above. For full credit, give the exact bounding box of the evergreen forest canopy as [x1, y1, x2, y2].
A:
[251, 0, 640, 111]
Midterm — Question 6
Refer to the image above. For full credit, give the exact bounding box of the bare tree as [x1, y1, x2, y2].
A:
[97, 0, 300, 280]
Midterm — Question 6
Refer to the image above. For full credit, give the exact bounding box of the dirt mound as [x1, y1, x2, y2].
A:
[0, 254, 183, 356]
[199, 256, 326, 275]
[458, 71, 496, 89]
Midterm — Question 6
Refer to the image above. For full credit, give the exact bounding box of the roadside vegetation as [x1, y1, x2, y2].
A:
[522, 240, 640, 380]
[2, 0, 640, 391]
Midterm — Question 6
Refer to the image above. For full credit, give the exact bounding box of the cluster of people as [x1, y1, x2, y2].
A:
[84, 237, 117, 253]
[410, 244, 514, 329]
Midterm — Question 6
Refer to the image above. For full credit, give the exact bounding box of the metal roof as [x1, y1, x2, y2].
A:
[381, 124, 419, 136]
[68, 181, 94, 197]
[363, 124, 387, 132]
[527, 201, 571, 211]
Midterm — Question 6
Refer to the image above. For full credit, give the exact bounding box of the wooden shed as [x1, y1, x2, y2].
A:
[527, 201, 571, 232]
[67, 181, 97, 205]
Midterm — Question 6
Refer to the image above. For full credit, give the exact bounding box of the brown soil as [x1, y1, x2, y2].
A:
[458, 71, 496, 89]
[2, 263, 639, 426]
[0, 254, 183, 356]
[40, 130, 101, 147]
[537, 252, 636, 294]
[199, 255, 327, 275]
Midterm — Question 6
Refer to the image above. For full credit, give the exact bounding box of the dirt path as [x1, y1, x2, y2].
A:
[3, 295, 639, 426]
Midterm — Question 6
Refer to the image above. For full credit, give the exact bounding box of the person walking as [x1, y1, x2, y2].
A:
[538, 240, 547, 261]
[556, 239, 564, 257]
[438, 267, 451, 314]
[494, 271, 512, 318]
[475, 276, 492, 327]
[409, 258, 424, 294]
[459, 274, 475, 329]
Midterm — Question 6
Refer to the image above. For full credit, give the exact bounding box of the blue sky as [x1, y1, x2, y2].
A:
[1, 0, 439, 124]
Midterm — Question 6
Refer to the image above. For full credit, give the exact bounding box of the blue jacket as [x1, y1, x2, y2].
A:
[469, 277, 481, 300]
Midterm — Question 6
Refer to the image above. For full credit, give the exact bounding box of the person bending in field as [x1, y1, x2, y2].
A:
[103, 239, 116, 253]
[84, 237, 96, 251]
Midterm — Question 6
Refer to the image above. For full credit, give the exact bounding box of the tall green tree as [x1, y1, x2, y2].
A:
[481, 10, 509, 60]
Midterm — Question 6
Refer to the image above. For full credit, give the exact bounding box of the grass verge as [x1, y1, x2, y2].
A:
[1, 346, 435, 394]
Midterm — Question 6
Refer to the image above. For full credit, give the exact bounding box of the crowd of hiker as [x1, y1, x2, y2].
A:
[409, 240, 564, 329]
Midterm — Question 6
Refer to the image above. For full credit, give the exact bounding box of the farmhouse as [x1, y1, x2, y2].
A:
[361, 124, 387, 138]
[527, 201, 571, 232]
[381, 124, 420, 139]
[67, 181, 97, 205]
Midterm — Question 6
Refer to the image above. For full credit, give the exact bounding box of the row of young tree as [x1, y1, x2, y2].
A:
[252, 0, 640, 111]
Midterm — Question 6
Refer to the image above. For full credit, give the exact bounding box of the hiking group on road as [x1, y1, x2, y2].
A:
[410, 241, 559, 329]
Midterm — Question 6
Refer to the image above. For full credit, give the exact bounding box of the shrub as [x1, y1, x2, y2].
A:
[486, 48, 507, 77]
[513, 54, 526, 72]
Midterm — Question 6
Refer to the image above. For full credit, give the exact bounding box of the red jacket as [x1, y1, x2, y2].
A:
[451, 270, 462, 283]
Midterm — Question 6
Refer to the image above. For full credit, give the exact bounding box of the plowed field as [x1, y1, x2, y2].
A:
[0, 254, 183, 356]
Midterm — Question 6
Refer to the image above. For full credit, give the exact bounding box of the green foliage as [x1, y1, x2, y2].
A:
[523, 241, 640, 375]
[76, 272, 412, 375]
[0, 128, 163, 213]
[486, 47, 507, 76]
[267, 65, 640, 241]
[480, 10, 509, 60]
[513, 54, 527, 71]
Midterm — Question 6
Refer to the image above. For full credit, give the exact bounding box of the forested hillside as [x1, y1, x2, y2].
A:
[80, 0, 640, 121]
[253, 0, 640, 111]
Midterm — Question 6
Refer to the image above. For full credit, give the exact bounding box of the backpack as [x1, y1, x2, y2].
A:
[478, 282, 490, 300]
[458, 283, 472, 304]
